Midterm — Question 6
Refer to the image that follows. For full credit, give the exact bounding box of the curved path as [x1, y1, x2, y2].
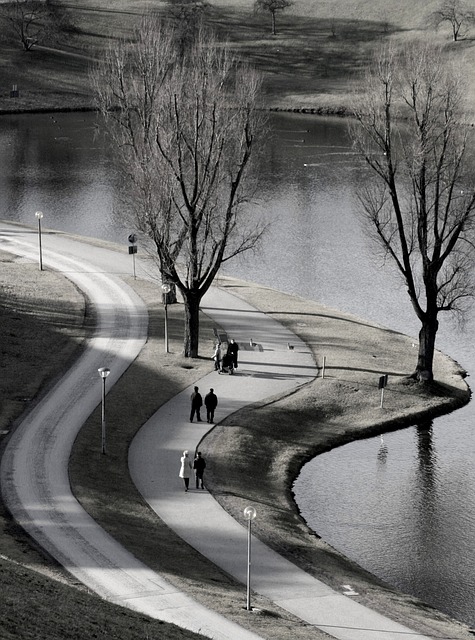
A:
[0, 222, 264, 640]
[1, 222, 434, 640]
[130, 288, 432, 640]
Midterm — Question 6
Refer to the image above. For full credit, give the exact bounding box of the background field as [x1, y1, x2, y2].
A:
[1, 0, 475, 115]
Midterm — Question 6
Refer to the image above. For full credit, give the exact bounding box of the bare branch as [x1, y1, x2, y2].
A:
[430, 0, 475, 41]
[350, 42, 475, 380]
[0, 0, 65, 51]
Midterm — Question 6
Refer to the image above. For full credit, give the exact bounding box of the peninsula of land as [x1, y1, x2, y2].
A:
[0, 239, 473, 640]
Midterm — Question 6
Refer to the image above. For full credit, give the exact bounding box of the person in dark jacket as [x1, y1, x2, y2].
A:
[193, 451, 207, 489]
[190, 386, 203, 422]
[227, 338, 239, 369]
[204, 388, 218, 423]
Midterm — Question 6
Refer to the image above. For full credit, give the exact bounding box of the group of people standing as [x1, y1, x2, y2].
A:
[212, 338, 239, 373]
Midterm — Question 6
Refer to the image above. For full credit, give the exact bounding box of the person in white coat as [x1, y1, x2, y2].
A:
[179, 450, 192, 492]
[212, 342, 222, 371]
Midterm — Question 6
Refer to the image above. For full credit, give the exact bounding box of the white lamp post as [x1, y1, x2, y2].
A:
[35, 211, 43, 271]
[161, 283, 171, 353]
[98, 367, 110, 454]
[243, 505, 257, 611]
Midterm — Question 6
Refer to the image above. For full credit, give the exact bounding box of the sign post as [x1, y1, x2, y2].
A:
[379, 374, 388, 409]
[161, 283, 171, 353]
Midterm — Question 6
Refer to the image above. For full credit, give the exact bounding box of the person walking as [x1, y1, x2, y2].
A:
[212, 342, 222, 372]
[193, 451, 206, 489]
[227, 338, 239, 369]
[190, 386, 203, 422]
[179, 450, 192, 492]
[204, 388, 218, 423]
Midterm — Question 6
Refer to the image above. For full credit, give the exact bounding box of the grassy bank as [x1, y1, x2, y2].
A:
[1, 1, 475, 116]
[0, 555, 209, 640]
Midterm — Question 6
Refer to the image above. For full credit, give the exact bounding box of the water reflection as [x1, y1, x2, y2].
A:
[411, 424, 440, 588]
[377, 434, 388, 463]
[295, 422, 475, 627]
[416, 422, 437, 492]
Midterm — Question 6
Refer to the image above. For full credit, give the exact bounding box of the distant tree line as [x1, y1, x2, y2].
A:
[1, 0, 472, 55]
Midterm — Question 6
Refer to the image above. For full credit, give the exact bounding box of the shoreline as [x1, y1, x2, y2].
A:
[2, 235, 474, 639]
[0, 99, 355, 118]
[202, 275, 474, 638]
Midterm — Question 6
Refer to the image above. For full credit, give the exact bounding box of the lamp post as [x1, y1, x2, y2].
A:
[97, 367, 110, 454]
[243, 505, 257, 611]
[161, 283, 171, 353]
[35, 211, 43, 271]
[128, 233, 137, 279]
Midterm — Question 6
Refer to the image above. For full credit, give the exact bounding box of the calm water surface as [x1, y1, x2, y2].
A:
[1, 110, 474, 626]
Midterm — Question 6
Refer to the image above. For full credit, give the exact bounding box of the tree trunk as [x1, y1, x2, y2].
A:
[414, 314, 439, 382]
[183, 291, 201, 358]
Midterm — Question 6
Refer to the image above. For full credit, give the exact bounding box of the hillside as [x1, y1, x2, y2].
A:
[0, 0, 474, 115]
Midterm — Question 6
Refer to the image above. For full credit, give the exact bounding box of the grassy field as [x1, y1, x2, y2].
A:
[0, 556, 210, 640]
[1, 0, 475, 115]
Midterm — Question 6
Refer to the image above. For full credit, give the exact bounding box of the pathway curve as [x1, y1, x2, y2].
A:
[1, 222, 435, 640]
[0, 222, 264, 640]
[129, 287, 433, 640]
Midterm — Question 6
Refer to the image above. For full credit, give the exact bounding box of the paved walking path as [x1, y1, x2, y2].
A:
[129, 287, 432, 640]
[0, 224, 264, 640]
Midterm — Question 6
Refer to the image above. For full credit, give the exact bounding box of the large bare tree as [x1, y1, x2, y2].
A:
[92, 18, 266, 357]
[350, 43, 475, 382]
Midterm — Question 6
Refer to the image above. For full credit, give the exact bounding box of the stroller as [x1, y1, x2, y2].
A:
[219, 352, 234, 375]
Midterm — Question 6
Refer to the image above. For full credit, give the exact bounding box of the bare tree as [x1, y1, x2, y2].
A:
[254, 0, 293, 36]
[92, 18, 266, 358]
[431, 0, 474, 41]
[350, 43, 475, 382]
[0, 0, 64, 51]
